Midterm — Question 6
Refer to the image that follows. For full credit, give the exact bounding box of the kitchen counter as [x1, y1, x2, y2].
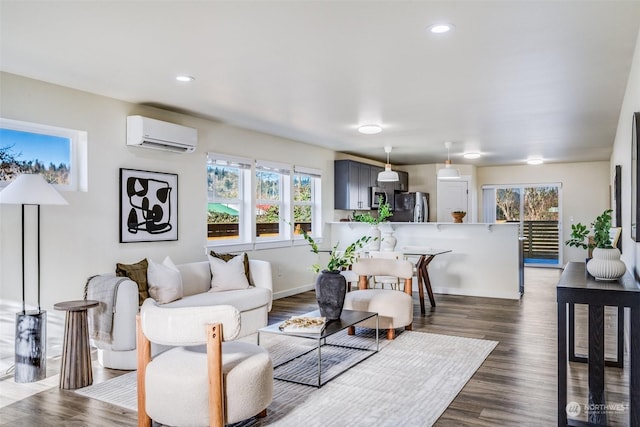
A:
[328, 222, 523, 300]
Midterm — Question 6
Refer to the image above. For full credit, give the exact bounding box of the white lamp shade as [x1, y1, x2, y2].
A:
[378, 165, 399, 182]
[0, 174, 68, 205]
[437, 167, 460, 180]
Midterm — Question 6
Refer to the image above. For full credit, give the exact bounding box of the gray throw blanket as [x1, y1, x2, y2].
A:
[84, 275, 128, 348]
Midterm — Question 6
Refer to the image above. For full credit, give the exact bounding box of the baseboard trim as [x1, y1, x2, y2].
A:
[273, 283, 314, 300]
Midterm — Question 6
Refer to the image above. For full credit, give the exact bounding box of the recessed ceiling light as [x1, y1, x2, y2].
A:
[428, 23, 454, 34]
[463, 152, 481, 159]
[358, 124, 383, 135]
[176, 75, 195, 82]
[527, 157, 544, 165]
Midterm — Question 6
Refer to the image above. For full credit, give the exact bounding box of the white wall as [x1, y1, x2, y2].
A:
[611, 27, 640, 278]
[0, 72, 335, 310]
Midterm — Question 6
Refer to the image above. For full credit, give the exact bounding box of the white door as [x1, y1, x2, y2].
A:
[437, 180, 468, 222]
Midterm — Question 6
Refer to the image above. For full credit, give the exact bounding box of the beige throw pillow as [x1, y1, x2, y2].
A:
[148, 256, 183, 304]
[209, 250, 251, 283]
[208, 253, 251, 291]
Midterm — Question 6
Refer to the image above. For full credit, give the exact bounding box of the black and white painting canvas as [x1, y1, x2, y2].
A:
[119, 168, 178, 243]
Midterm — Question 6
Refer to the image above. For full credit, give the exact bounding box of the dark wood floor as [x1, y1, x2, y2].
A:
[0, 267, 631, 426]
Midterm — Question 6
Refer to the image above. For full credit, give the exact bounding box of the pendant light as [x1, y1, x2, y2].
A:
[437, 141, 460, 180]
[377, 146, 399, 182]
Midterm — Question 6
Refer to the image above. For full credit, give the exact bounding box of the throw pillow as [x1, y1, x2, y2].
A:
[208, 253, 251, 291]
[115, 258, 149, 306]
[147, 256, 183, 304]
[209, 250, 251, 283]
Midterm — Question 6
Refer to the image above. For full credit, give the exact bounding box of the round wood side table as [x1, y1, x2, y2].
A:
[54, 299, 99, 390]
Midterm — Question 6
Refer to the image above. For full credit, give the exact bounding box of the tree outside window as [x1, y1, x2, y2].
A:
[293, 173, 313, 235]
[0, 128, 71, 185]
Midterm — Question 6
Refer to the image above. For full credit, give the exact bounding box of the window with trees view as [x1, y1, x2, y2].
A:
[207, 154, 321, 248]
[484, 184, 561, 266]
[207, 154, 251, 242]
[293, 171, 315, 236]
[0, 118, 87, 191]
[255, 162, 289, 240]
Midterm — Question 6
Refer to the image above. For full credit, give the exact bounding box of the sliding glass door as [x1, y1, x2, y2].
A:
[484, 184, 561, 267]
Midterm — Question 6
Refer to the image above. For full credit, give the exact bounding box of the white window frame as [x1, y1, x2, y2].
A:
[292, 165, 322, 243]
[254, 160, 290, 248]
[207, 153, 253, 249]
[206, 156, 323, 252]
[0, 117, 88, 192]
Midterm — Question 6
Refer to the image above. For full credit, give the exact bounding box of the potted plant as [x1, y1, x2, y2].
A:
[564, 209, 626, 280]
[298, 228, 373, 319]
[352, 197, 393, 250]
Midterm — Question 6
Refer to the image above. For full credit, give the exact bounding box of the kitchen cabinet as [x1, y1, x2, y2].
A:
[335, 160, 376, 210]
[335, 160, 409, 210]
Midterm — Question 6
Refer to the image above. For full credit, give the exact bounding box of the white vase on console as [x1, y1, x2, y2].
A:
[586, 247, 626, 280]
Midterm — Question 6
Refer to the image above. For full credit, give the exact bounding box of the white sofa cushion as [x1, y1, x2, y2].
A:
[147, 256, 183, 304]
[164, 287, 271, 313]
[207, 253, 251, 291]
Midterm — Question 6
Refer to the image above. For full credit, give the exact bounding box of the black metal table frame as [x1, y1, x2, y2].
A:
[557, 262, 640, 426]
[258, 309, 379, 388]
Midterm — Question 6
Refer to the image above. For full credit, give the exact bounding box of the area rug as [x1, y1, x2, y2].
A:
[75, 331, 497, 426]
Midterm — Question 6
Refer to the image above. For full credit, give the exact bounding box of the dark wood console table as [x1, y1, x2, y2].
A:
[557, 262, 640, 426]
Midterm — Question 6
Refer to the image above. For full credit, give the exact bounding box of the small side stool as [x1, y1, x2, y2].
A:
[54, 299, 99, 389]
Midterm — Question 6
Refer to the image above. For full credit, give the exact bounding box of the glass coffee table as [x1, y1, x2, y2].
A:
[258, 309, 379, 387]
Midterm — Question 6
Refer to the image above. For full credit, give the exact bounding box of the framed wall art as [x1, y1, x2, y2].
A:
[119, 168, 178, 243]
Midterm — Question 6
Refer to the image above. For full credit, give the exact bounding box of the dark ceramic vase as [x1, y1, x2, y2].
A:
[315, 270, 347, 320]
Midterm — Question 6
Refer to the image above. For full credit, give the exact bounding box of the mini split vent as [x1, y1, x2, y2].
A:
[126, 115, 198, 153]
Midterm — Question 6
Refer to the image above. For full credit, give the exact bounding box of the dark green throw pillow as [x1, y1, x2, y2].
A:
[209, 251, 251, 283]
[116, 258, 149, 305]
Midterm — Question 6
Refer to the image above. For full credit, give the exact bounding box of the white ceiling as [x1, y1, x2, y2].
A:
[1, 1, 639, 167]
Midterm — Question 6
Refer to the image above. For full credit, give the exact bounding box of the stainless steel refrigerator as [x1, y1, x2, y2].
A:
[393, 192, 429, 222]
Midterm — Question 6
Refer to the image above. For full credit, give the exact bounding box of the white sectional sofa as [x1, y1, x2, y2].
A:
[92, 259, 273, 370]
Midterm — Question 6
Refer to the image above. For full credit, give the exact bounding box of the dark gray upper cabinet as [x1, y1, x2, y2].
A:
[335, 160, 408, 210]
[335, 160, 372, 210]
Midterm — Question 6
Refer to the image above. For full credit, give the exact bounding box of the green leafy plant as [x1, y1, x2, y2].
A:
[564, 209, 613, 251]
[298, 228, 373, 273]
[352, 196, 393, 225]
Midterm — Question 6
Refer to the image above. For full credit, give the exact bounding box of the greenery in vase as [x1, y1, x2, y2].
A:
[352, 196, 393, 225]
[298, 228, 373, 273]
[564, 209, 613, 251]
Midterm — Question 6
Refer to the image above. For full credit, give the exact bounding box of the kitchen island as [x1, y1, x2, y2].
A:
[328, 222, 523, 300]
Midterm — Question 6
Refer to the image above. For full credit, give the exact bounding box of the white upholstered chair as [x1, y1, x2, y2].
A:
[343, 258, 414, 340]
[136, 299, 273, 427]
[368, 251, 404, 290]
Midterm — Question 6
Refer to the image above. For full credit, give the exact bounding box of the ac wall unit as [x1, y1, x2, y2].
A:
[126, 115, 197, 153]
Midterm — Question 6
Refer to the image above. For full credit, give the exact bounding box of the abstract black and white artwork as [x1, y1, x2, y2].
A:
[119, 168, 178, 243]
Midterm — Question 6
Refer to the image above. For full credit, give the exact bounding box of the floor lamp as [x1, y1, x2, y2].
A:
[0, 173, 68, 382]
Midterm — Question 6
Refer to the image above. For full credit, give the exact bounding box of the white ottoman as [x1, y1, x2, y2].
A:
[344, 289, 413, 339]
[145, 341, 273, 426]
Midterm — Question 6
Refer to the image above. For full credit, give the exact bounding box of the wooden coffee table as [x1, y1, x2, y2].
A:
[258, 309, 379, 387]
